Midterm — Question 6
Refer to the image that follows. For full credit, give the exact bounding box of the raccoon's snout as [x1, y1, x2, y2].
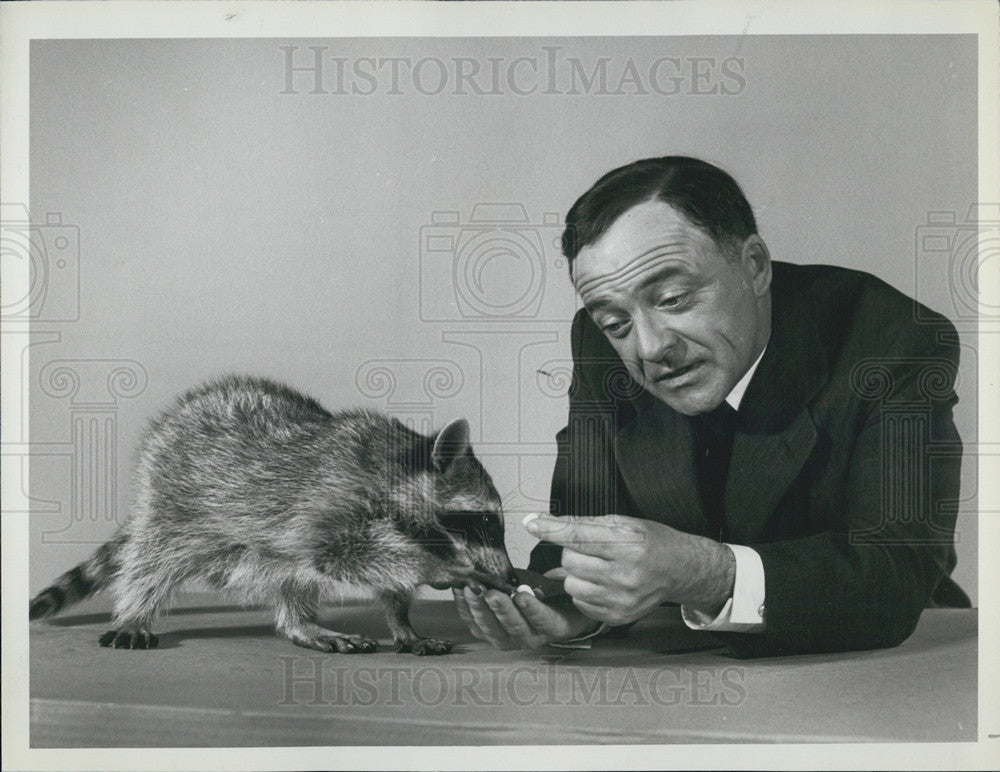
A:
[453, 568, 516, 594]
[466, 561, 519, 593]
[434, 512, 515, 590]
[445, 556, 518, 593]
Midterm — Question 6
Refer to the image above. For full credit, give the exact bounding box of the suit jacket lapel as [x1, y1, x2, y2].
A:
[615, 387, 820, 543]
[615, 392, 708, 534]
[724, 282, 826, 544]
[725, 409, 817, 543]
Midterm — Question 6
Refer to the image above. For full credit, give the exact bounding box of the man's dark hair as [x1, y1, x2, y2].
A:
[562, 156, 758, 265]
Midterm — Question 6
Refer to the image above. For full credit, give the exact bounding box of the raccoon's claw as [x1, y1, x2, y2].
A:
[413, 638, 452, 656]
[395, 637, 453, 656]
[295, 633, 378, 654]
[99, 629, 159, 650]
[341, 636, 378, 654]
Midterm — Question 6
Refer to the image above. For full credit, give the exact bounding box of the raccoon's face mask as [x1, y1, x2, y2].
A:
[437, 510, 505, 550]
[420, 418, 516, 591]
[424, 510, 517, 592]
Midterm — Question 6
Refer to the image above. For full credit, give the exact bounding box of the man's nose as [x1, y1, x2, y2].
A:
[633, 313, 677, 362]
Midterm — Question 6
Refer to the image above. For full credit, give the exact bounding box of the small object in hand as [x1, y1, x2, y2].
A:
[512, 567, 567, 600]
[513, 584, 535, 597]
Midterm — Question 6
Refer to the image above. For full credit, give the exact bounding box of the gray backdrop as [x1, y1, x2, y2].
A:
[25, 35, 979, 601]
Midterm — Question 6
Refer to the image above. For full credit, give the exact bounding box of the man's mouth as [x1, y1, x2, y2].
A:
[651, 362, 701, 383]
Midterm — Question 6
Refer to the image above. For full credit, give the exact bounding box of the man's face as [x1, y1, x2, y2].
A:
[571, 200, 771, 416]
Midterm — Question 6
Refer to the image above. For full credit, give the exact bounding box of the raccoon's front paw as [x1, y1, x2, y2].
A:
[396, 637, 453, 656]
[99, 629, 159, 650]
[292, 632, 379, 654]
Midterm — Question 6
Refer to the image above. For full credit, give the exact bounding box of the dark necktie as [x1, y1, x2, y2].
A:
[692, 401, 738, 541]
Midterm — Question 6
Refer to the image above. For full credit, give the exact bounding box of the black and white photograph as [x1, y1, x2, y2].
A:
[2, 1, 998, 769]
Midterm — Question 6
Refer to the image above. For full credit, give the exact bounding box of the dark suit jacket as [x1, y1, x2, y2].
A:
[529, 261, 970, 657]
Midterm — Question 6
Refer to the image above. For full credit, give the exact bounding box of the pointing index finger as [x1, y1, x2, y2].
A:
[523, 513, 644, 558]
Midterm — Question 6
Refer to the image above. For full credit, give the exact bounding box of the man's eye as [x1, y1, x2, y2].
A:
[601, 319, 631, 338]
[657, 293, 688, 309]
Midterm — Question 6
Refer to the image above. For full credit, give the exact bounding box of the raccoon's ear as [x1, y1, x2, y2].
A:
[431, 418, 471, 473]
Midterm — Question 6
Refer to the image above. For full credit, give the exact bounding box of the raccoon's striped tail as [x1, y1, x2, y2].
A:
[29, 532, 127, 620]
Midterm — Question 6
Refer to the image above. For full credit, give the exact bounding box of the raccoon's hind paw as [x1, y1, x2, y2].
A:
[99, 629, 159, 650]
[290, 631, 379, 654]
[395, 637, 453, 656]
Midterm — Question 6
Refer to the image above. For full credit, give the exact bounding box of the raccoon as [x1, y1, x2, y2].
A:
[29, 375, 518, 655]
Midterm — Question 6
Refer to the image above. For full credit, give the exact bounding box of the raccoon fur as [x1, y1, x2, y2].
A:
[29, 375, 518, 655]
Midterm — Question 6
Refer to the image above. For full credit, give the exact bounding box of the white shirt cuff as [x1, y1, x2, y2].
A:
[681, 544, 766, 633]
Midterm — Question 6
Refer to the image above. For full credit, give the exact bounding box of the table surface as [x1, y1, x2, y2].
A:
[29, 594, 977, 746]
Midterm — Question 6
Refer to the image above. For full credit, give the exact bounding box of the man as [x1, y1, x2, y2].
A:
[453, 156, 969, 657]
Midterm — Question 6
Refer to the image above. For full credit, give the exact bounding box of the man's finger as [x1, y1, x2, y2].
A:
[563, 574, 612, 605]
[512, 591, 568, 635]
[561, 549, 612, 582]
[452, 588, 486, 639]
[462, 587, 512, 645]
[524, 514, 644, 558]
[483, 590, 540, 639]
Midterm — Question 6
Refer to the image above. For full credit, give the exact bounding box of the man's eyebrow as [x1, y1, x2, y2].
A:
[582, 263, 692, 312]
[634, 263, 692, 290]
[576, 244, 691, 293]
[583, 296, 614, 313]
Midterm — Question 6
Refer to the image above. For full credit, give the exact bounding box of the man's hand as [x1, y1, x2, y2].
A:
[524, 513, 736, 626]
[452, 579, 599, 650]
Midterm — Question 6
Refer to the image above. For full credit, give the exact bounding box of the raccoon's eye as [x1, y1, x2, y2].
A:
[439, 510, 503, 544]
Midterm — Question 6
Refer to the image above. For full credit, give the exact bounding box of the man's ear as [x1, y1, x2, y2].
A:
[431, 418, 471, 473]
[741, 234, 772, 297]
